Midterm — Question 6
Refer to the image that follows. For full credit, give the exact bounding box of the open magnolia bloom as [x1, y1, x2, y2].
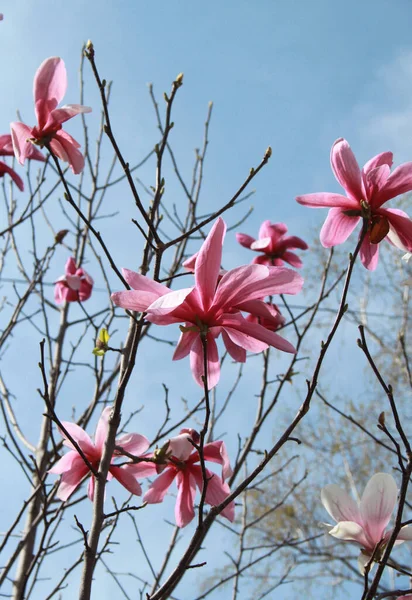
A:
[296, 138, 412, 270]
[321, 473, 412, 572]
[49, 407, 153, 501]
[144, 428, 234, 528]
[11, 57, 91, 174]
[236, 221, 308, 268]
[54, 257, 94, 304]
[112, 218, 303, 388]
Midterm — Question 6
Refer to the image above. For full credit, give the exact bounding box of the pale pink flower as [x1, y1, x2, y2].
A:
[112, 218, 303, 388]
[321, 473, 412, 572]
[296, 138, 412, 270]
[49, 407, 153, 501]
[54, 257, 94, 304]
[144, 428, 234, 528]
[0, 133, 44, 191]
[236, 221, 308, 268]
[11, 57, 91, 174]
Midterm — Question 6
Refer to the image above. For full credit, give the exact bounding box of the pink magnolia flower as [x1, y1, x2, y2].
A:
[0, 133, 44, 191]
[54, 257, 94, 304]
[236, 221, 308, 268]
[296, 138, 412, 270]
[144, 428, 234, 528]
[49, 407, 153, 501]
[11, 57, 91, 174]
[321, 473, 412, 572]
[112, 218, 303, 388]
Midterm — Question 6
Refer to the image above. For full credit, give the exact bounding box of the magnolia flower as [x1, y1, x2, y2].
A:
[112, 218, 303, 388]
[236, 221, 308, 268]
[144, 428, 234, 528]
[296, 138, 412, 270]
[321, 473, 412, 572]
[11, 57, 91, 174]
[49, 407, 153, 501]
[0, 133, 44, 191]
[54, 257, 94, 304]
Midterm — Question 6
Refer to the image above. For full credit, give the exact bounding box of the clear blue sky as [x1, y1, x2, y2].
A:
[1, 1, 412, 598]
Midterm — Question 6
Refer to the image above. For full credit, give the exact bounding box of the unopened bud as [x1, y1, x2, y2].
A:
[264, 146, 272, 159]
[55, 229, 69, 244]
[378, 412, 385, 427]
[175, 72, 184, 86]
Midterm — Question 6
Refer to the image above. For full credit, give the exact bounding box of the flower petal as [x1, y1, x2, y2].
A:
[328, 521, 368, 546]
[110, 465, 143, 496]
[377, 161, 412, 206]
[360, 473, 398, 546]
[360, 235, 380, 271]
[55, 460, 89, 501]
[191, 466, 235, 522]
[235, 233, 256, 249]
[175, 470, 197, 527]
[330, 138, 362, 201]
[0, 161, 24, 191]
[190, 333, 220, 389]
[296, 192, 358, 209]
[48, 451, 82, 475]
[319, 208, 360, 247]
[143, 467, 177, 504]
[221, 330, 246, 362]
[203, 440, 233, 481]
[282, 251, 303, 268]
[115, 432, 150, 456]
[173, 330, 198, 360]
[10, 122, 33, 166]
[383, 208, 412, 252]
[194, 218, 226, 312]
[59, 421, 96, 456]
[168, 432, 194, 461]
[321, 483, 362, 524]
[94, 407, 111, 452]
[34, 57, 67, 124]
[250, 237, 271, 251]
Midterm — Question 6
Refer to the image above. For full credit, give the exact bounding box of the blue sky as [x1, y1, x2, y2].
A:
[1, 1, 412, 598]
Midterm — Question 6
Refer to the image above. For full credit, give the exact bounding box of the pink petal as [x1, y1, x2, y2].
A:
[0, 161, 24, 191]
[235, 233, 256, 249]
[123, 269, 168, 294]
[190, 333, 220, 389]
[191, 466, 234, 522]
[10, 122, 33, 166]
[55, 460, 89, 501]
[145, 287, 193, 317]
[360, 473, 398, 546]
[121, 460, 157, 479]
[319, 208, 360, 247]
[330, 138, 362, 201]
[194, 218, 226, 312]
[223, 325, 268, 353]
[278, 235, 309, 251]
[237, 299, 282, 323]
[51, 131, 85, 174]
[144, 468, 177, 504]
[173, 330, 198, 360]
[110, 465, 143, 496]
[48, 451, 82, 475]
[282, 251, 303, 268]
[168, 432, 195, 461]
[34, 57, 67, 122]
[321, 484, 362, 524]
[259, 221, 287, 239]
[215, 265, 303, 309]
[296, 192, 358, 209]
[87, 475, 95, 501]
[328, 521, 369, 547]
[115, 432, 150, 456]
[175, 470, 197, 527]
[383, 208, 412, 252]
[365, 165, 391, 206]
[359, 236, 380, 271]
[250, 237, 271, 251]
[362, 151, 393, 175]
[203, 441, 233, 480]
[94, 407, 111, 452]
[65, 257, 77, 275]
[222, 314, 296, 354]
[46, 104, 92, 128]
[221, 330, 246, 362]
[59, 421, 96, 457]
[65, 274, 81, 290]
[377, 161, 412, 206]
